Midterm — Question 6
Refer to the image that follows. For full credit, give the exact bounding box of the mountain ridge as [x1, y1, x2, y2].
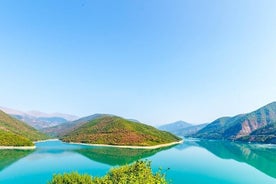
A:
[194, 102, 276, 143]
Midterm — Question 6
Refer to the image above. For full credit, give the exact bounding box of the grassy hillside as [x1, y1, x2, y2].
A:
[0, 110, 48, 146]
[42, 114, 110, 137]
[194, 102, 276, 141]
[62, 116, 181, 146]
[0, 129, 33, 146]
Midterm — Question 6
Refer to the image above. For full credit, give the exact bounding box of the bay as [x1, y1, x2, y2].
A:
[0, 139, 276, 184]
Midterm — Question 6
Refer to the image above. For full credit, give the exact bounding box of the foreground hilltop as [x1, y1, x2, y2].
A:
[0, 110, 48, 147]
[61, 116, 182, 147]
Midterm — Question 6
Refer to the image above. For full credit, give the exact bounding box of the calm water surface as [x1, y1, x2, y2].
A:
[0, 139, 276, 184]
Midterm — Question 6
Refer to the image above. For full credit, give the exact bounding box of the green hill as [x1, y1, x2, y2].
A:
[194, 102, 276, 143]
[42, 114, 110, 137]
[0, 110, 48, 146]
[61, 116, 181, 146]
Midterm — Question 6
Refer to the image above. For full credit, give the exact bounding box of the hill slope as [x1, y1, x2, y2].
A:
[194, 102, 276, 143]
[238, 122, 276, 143]
[62, 116, 181, 146]
[42, 114, 111, 137]
[0, 110, 48, 146]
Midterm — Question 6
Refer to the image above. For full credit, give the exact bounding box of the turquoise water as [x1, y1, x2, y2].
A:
[0, 139, 276, 184]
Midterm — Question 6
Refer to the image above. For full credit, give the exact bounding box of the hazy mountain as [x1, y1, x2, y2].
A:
[61, 115, 182, 146]
[159, 121, 207, 137]
[0, 110, 48, 146]
[159, 120, 192, 132]
[0, 106, 78, 129]
[174, 123, 208, 136]
[26, 110, 78, 121]
[194, 102, 276, 143]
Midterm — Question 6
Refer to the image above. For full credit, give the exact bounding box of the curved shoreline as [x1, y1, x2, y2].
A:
[0, 146, 36, 150]
[34, 138, 59, 143]
[68, 140, 183, 149]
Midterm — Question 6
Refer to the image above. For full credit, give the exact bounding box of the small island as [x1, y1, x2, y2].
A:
[61, 116, 182, 149]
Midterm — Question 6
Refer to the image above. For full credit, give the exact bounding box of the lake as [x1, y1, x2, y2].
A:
[0, 139, 276, 184]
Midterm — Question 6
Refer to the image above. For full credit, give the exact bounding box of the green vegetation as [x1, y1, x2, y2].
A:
[62, 116, 181, 146]
[0, 110, 48, 146]
[0, 129, 33, 146]
[42, 114, 109, 137]
[48, 160, 168, 184]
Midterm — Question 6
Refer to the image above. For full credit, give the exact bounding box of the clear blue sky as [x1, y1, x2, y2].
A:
[0, 0, 276, 125]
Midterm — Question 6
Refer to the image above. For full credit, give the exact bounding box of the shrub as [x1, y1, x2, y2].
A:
[48, 160, 168, 184]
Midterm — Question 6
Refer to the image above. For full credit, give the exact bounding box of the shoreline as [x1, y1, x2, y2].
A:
[68, 140, 183, 149]
[0, 139, 58, 150]
[34, 138, 59, 143]
[0, 145, 36, 150]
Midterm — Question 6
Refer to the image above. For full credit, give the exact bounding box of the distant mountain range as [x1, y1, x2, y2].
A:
[159, 121, 192, 132]
[159, 121, 207, 137]
[2, 101, 276, 145]
[0, 106, 78, 129]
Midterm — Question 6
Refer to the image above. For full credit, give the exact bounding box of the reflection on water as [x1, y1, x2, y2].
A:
[76, 146, 173, 166]
[196, 140, 276, 179]
[0, 150, 34, 171]
[0, 140, 276, 184]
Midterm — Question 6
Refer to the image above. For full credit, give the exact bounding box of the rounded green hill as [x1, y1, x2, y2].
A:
[62, 116, 182, 147]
